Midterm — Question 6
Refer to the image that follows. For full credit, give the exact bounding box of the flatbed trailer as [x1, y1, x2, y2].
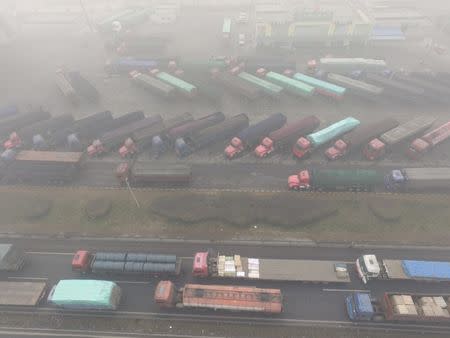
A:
[0, 281, 47, 306]
[192, 251, 350, 283]
[264, 71, 315, 98]
[293, 73, 346, 99]
[384, 167, 450, 193]
[365, 73, 425, 103]
[130, 70, 176, 98]
[326, 73, 384, 100]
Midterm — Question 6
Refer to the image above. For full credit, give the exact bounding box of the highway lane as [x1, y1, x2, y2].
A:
[2, 238, 450, 325]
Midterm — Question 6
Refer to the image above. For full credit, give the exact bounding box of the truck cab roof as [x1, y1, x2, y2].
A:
[193, 252, 208, 272]
[354, 292, 374, 315]
[72, 250, 90, 269]
[363, 255, 380, 275]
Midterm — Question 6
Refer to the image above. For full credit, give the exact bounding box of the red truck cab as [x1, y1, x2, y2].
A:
[192, 252, 209, 277]
[254, 137, 274, 158]
[119, 138, 137, 158]
[288, 170, 311, 190]
[363, 138, 385, 160]
[4, 132, 21, 150]
[87, 139, 105, 157]
[325, 139, 347, 160]
[224, 137, 244, 159]
[115, 162, 130, 184]
[71, 250, 91, 273]
[407, 138, 430, 160]
[292, 137, 311, 159]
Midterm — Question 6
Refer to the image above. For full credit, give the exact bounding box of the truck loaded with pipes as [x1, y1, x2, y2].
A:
[407, 121, 450, 159]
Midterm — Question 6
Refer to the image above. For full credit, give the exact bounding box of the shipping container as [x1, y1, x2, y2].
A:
[326, 73, 384, 99]
[215, 72, 262, 100]
[155, 72, 198, 98]
[293, 73, 346, 99]
[265, 71, 315, 98]
[130, 71, 176, 98]
[238, 72, 283, 98]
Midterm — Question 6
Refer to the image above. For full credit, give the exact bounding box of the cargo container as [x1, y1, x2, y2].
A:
[326, 73, 384, 99]
[116, 162, 192, 186]
[0, 243, 25, 271]
[255, 115, 320, 158]
[363, 116, 435, 160]
[47, 279, 121, 310]
[105, 57, 160, 74]
[325, 118, 399, 160]
[293, 73, 346, 99]
[175, 114, 249, 157]
[292, 117, 360, 160]
[167, 112, 225, 142]
[384, 167, 450, 193]
[310, 58, 387, 73]
[225, 113, 287, 159]
[347, 291, 450, 323]
[155, 280, 282, 314]
[0, 281, 47, 306]
[365, 73, 425, 103]
[392, 72, 450, 103]
[356, 254, 450, 284]
[55, 70, 79, 104]
[0, 105, 18, 119]
[87, 114, 162, 156]
[0, 110, 51, 139]
[407, 121, 450, 159]
[264, 71, 315, 98]
[288, 168, 383, 191]
[154, 71, 198, 98]
[181, 71, 224, 102]
[130, 70, 175, 98]
[215, 72, 262, 100]
[65, 71, 100, 103]
[238, 72, 283, 98]
[72, 250, 182, 276]
[192, 250, 350, 283]
[68, 111, 114, 143]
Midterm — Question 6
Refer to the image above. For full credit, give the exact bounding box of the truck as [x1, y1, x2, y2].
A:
[0, 110, 51, 140]
[392, 72, 450, 103]
[130, 70, 176, 98]
[326, 73, 384, 100]
[0, 243, 25, 271]
[104, 57, 161, 75]
[225, 113, 287, 159]
[192, 250, 350, 283]
[243, 57, 296, 73]
[72, 250, 182, 276]
[65, 71, 100, 104]
[3, 151, 84, 184]
[215, 72, 262, 100]
[365, 73, 425, 103]
[347, 291, 450, 323]
[356, 254, 450, 284]
[180, 71, 224, 102]
[55, 70, 79, 104]
[0, 281, 47, 306]
[175, 114, 249, 157]
[292, 117, 360, 160]
[87, 114, 162, 156]
[407, 121, 450, 159]
[363, 116, 435, 160]
[384, 167, 450, 193]
[155, 280, 283, 314]
[167, 112, 226, 142]
[263, 71, 315, 98]
[47, 279, 122, 310]
[293, 73, 346, 100]
[255, 115, 320, 158]
[325, 118, 399, 160]
[4, 114, 75, 150]
[288, 168, 383, 191]
[237, 72, 283, 98]
[309, 58, 387, 73]
[152, 70, 198, 98]
[116, 162, 192, 186]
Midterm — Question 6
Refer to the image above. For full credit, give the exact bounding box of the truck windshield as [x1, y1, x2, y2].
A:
[358, 257, 368, 274]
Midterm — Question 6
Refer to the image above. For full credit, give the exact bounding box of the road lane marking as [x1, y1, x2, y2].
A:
[323, 288, 368, 292]
[7, 276, 48, 280]
[26, 251, 73, 255]
[114, 281, 149, 285]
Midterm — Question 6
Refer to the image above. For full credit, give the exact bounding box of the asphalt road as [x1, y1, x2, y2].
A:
[2, 237, 450, 327]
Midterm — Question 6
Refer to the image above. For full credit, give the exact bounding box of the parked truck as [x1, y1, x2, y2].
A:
[215, 72, 262, 100]
[130, 70, 176, 98]
[384, 167, 450, 193]
[292, 117, 360, 160]
[192, 250, 350, 283]
[47, 279, 121, 310]
[105, 57, 159, 74]
[363, 116, 435, 160]
[116, 162, 192, 186]
[87, 114, 162, 156]
[0, 243, 25, 271]
[288, 168, 383, 191]
[262, 71, 315, 98]
[151, 70, 198, 98]
[309, 58, 387, 73]
[65, 71, 100, 103]
[0, 110, 51, 140]
[365, 73, 425, 103]
[392, 72, 450, 103]
[167, 112, 226, 142]
[155, 281, 283, 314]
[225, 113, 287, 159]
[0, 281, 47, 306]
[238, 72, 283, 98]
[407, 121, 450, 159]
[356, 254, 450, 284]
[175, 114, 249, 157]
[72, 250, 182, 276]
[254, 115, 320, 158]
[326, 73, 384, 100]
[293, 73, 346, 100]
[325, 118, 399, 160]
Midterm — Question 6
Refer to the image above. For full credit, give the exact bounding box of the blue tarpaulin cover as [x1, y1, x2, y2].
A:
[402, 260, 450, 279]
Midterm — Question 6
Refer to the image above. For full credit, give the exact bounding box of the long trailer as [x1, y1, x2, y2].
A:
[365, 73, 425, 103]
[192, 251, 350, 283]
[181, 71, 224, 102]
[347, 291, 450, 323]
[215, 72, 262, 100]
[64, 111, 114, 147]
[255, 115, 320, 158]
[292, 117, 360, 159]
[0, 105, 18, 119]
[363, 116, 435, 160]
[326, 73, 384, 100]
[105, 57, 163, 74]
[0, 281, 47, 306]
[167, 112, 226, 141]
[55, 70, 79, 104]
[238, 72, 283, 98]
[325, 118, 399, 160]
[356, 254, 450, 284]
[155, 280, 283, 314]
[0, 110, 51, 139]
[264, 71, 315, 98]
[392, 72, 450, 103]
[293, 73, 346, 99]
[72, 250, 183, 276]
[407, 121, 450, 159]
[116, 161, 191, 186]
[130, 70, 176, 98]
[176, 114, 249, 157]
[65, 71, 99, 103]
[312, 58, 387, 73]
[225, 113, 286, 159]
[384, 167, 450, 193]
[288, 168, 383, 191]
[153, 71, 198, 98]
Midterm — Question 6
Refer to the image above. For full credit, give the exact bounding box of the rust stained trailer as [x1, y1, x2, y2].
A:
[15, 151, 84, 164]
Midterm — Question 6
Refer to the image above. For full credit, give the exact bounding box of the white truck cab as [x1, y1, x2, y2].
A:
[356, 254, 381, 284]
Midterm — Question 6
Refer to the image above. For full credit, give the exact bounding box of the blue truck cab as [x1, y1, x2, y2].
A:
[384, 169, 405, 192]
[346, 292, 377, 321]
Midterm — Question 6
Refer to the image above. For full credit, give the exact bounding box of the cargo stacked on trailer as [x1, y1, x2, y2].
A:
[293, 73, 346, 99]
[365, 73, 425, 103]
[0, 281, 47, 306]
[384, 167, 450, 193]
[0, 110, 51, 140]
[407, 121, 450, 159]
[263, 71, 315, 98]
[309, 58, 387, 73]
[215, 72, 262, 100]
[152, 70, 198, 98]
[116, 162, 192, 186]
[72, 250, 182, 276]
[130, 70, 176, 98]
[238, 72, 283, 98]
[326, 73, 384, 100]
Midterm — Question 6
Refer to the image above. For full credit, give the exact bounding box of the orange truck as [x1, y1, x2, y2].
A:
[407, 121, 450, 160]
[154, 280, 282, 314]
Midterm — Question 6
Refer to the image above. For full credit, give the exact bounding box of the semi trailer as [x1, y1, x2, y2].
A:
[65, 71, 99, 103]
[384, 167, 450, 193]
[326, 73, 384, 100]
[309, 58, 387, 73]
[0, 105, 18, 119]
[130, 70, 176, 98]
[293, 73, 346, 99]
[292, 117, 360, 160]
[0, 281, 47, 306]
[0, 110, 51, 139]
[365, 73, 425, 103]
[55, 70, 79, 104]
[238, 72, 283, 98]
[152, 70, 198, 98]
[407, 121, 450, 159]
[215, 72, 262, 100]
[263, 71, 315, 98]
[155, 281, 283, 314]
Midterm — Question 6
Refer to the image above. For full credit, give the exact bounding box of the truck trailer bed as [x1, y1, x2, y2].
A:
[0, 281, 47, 306]
[383, 260, 410, 279]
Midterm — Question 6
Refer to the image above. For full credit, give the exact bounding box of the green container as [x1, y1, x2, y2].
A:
[265, 71, 314, 97]
[312, 168, 383, 190]
[293, 73, 346, 98]
[238, 72, 283, 97]
[156, 72, 197, 97]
